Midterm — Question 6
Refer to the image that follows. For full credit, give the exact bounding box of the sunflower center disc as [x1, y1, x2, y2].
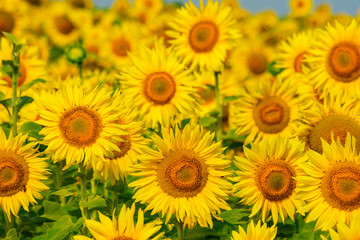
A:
[294, 52, 309, 73]
[0, 150, 29, 197]
[143, 72, 176, 105]
[3, 64, 27, 87]
[253, 96, 290, 133]
[158, 149, 208, 198]
[321, 162, 360, 211]
[247, 53, 268, 75]
[59, 106, 103, 148]
[112, 135, 131, 158]
[55, 15, 75, 35]
[189, 21, 219, 53]
[255, 160, 296, 201]
[112, 37, 131, 57]
[70, 0, 86, 8]
[0, 11, 15, 34]
[26, 0, 42, 6]
[199, 86, 215, 105]
[328, 42, 360, 83]
[113, 236, 133, 240]
[309, 114, 360, 153]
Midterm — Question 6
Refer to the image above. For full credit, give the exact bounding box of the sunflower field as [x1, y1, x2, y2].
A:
[0, 0, 360, 239]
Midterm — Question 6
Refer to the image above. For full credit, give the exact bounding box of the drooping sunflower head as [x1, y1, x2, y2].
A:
[233, 136, 306, 224]
[230, 221, 277, 240]
[298, 93, 360, 153]
[232, 76, 311, 145]
[308, 20, 360, 99]
[167, 0, 241, 71]
[129, 122, 232, 227]
[0, 129, 49, 220]
[298, 133, 360, 231]
[119, 39, 198, 128]
[37, 84, 128, 169]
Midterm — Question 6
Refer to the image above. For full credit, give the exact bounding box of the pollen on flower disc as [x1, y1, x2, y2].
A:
[59, 106, 103, 148]
[157, 149, 208, 198]
[55, 15, 75, 35]
[189, 21, 219, 53]
[143, 72, 176, 105]
[0, 150, 29, 197]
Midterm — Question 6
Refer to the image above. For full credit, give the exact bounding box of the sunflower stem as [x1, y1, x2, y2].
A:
[113, 190, 119, 211]
[77, 63, 83, 85]
[55, 162, 65, 206]
[175, 220, 184, 240]
[10, 48, 20, 137]
[79, 163, 89, 236]
[214, 71, 222, 141]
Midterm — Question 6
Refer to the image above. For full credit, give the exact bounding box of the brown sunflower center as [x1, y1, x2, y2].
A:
[3, 64, 27, 87]
[143, 72, 176, 105]
[322, 162, 360, 211]
[294, 52, 309, 73]
[255, 160, 296, 201]
[0, 11, 15, 35]
[70, 0, 86, 8]
[327, 42, 360, 83]
[253, 96, 290, 133]
[55, 15, 75, 35]
[0, 150, 29, 197]
[198, 86, 215, 105]
[112, 37, 131, 57]
[59, 106, 103, 148]
[157, 149, 208, 198]
[112, 135, 131, 158]
[309, 114, 360, 153]
[26, 0, 42, 6]
[113, 236, 133, 240]
[189, 21, 219, 53]
[247, 53, 268, 75]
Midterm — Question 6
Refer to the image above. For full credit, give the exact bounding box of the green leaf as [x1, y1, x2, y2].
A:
[1, 64, 12, 77]
[17, 96, 33, 111]
[187, 227, 222, 239]
[19, 122, 44, 140]
[32, 215, 84, 240]
[80, 195, 107, 209]
[105, 179, 125, 193]
[218, 209, 249, 225]
[0, 91, 5, 101]
[41, 200, 69, 220]
[267, 61, 283, 76]
[51, 188, 77, 197]
[0, 123, 11, 137]
[199, 116, 217, 127]
[49, 47, 64, 62]
[14, 44, 26, 54]
[1, 228, 18, 240]
[0, 98, 11, 109]
[223, 129, 246, 141]
[291, 232, 314, 240]
[223, 95, 239, 103]
[20, 78, 46, 91]
[2, 32, 18, 45]
[180, 118, 191, 129]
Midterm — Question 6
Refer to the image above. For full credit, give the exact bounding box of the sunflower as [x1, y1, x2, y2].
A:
[276, 31, 314, 79]
[129, 122, 232, 227]
[297, 94, 360, 153]
[233, 137, 306, 224]
[307, 20, 360, 99]
[44, 1, 86, 47]
[37, 84, 128, 169]
[47, 57, 80, 82]
[0, 129, 49, 221]
[289, 0, 313, 18]
[232, 76, 311, 145]
[94, 92, 150, 185]
[0, 37, 47, 97]
[0, 0, 26, 37]
[297, 134, 360, 230]
[73, 204, 164, 240]
[66, 0, 93, 9]
[329, 218, 360, 240]
[101, 21, 146, 68]
[167, 0, 240, 71]
[119, 39, 198, 128]
[228, 38, 273, 83]
[231, 221, 277, 240]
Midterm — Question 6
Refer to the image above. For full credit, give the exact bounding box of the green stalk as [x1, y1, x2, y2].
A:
[77, 63, 83, 85]
[55, 162, 65, 206]
[79, 163, 89, 236]
[214, 71, 222, 141]
[10, 51, 20, 137]
[175, 220, 184, 240]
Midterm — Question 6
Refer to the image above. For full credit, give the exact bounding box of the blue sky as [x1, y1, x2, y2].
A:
[93, 0, 360, 16]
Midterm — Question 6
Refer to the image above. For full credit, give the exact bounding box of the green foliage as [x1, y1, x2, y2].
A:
[219, 209, 249, 225]
[199, 116, 217, 127]
[0, 229, 18, 240]
[20, 122, 44, 140]
[80, 195, 107, 210]
[268, 61, 284, 76]
[41, 201, 69, 221]
[19, 79, 46, 92]
[32, 216, 84, 240]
